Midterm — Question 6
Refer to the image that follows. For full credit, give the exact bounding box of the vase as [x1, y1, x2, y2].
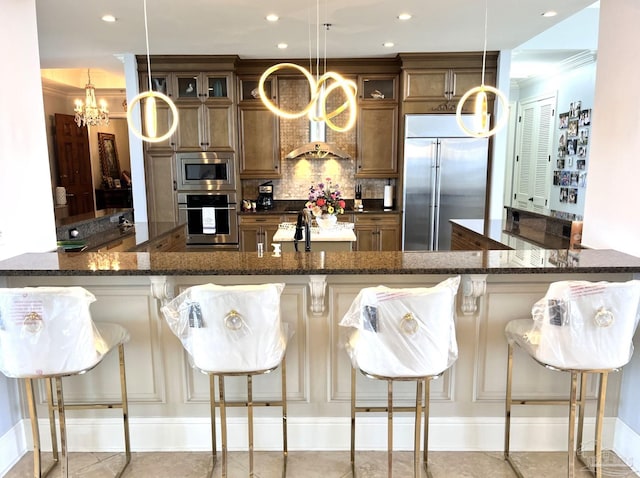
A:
[316, 214, 338, 230]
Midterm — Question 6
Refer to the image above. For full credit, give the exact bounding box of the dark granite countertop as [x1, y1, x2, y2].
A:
[239, 199, 400, 216]
[1, 249, 638, 276]
[450, 219, 571, 250]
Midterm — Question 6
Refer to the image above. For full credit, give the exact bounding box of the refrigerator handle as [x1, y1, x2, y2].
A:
[432, 140, 442, 250]
[427, 141, 440, 250]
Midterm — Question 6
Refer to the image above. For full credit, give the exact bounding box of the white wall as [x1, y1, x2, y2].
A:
[0, 0, 56, 260]
[584, 0, 640, 438]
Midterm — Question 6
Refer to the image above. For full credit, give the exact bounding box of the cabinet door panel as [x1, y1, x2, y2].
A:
[176, 104, 201, 150]
[145, 152, 177, 223]
[238, 106, 280, 177]
[379, 226, 400, 251]
[355, 227, 375, 251]
[404, 69, 450, 100]
[205, 104, 234, 150]
[356, 105, 398, 177]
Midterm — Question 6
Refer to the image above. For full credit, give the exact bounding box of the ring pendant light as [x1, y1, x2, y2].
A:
[127, 0, 179, 143]
[455, 0, 508, 138]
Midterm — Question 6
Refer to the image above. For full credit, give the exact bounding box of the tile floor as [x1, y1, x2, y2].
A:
[5, 450, 638, 477]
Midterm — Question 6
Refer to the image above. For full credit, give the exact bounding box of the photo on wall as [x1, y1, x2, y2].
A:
[579, 109, 591, 126]
[578, 128, 589, 144]
[568, 120, 579, 138]
[569, 101, 581, 118]
[559, 112, 569, 129]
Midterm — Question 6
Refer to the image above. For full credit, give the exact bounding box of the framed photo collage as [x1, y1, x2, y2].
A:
[555, 100, 590, 206]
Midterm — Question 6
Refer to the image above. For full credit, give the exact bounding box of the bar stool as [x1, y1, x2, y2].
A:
[0, 286, 131, 478]
[340, 276, 461, 478]
[161, 282, 289, 478]
[504, 279, 640, 478]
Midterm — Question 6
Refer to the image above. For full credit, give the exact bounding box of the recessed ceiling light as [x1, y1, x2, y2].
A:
[101, 14, 117, 22]
[541, 10, 557, 17]
[277, 43, 288, 49]
[383, 42, 395, 48]
[398, 13, 412, 21]
[266, 14, 279, 22]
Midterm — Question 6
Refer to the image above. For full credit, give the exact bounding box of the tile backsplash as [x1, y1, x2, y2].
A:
[241, 77, 394, 202]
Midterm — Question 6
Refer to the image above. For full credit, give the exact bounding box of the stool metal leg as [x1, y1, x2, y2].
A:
[414, 380, 422, 478]
[387, 380, 393, 478]
[209, 374, 217, 477]
[594, 372, 608, 478]
[423, 378, 432, 478]
[44, 378, 59, 471]
[280, 357, 288, 477]
[116, 344, 131, 477]
[568, 371, 579, 478]
[54, 377, 68, 478]
[247, 374, 254, 477]
[218, 376, 228, 478]
[350, 367, 356, 476]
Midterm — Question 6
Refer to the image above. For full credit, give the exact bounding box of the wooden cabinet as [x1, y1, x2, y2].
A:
[450, 223, 511, 251]
[237, 77, 280, 178]
[238, 215, 282, 252]
[354, 214, 401, 251]
[95, 188, 132, 209]
[145, 151, 178, 223]
[173, 72, 235, 152]
[137, 226, 187, 252]
[356, 75, 398, 178]
[400, 53, 498, 114]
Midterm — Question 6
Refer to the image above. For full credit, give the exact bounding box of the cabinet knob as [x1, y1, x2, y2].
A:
[528, 197, 534, 202]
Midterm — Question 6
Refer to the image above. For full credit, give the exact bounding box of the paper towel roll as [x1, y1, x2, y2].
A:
[55, 187, 67, 205]
[383, 185, 394, 209]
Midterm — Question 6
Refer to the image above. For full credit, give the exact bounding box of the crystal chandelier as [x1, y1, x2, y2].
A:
[74, 69, 110, 127]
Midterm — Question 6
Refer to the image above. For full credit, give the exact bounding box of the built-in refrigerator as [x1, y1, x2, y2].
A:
[402, 114, 489, 251]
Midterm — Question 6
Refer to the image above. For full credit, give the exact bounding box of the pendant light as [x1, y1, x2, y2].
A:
[258, 0, 357, 132]
[455, 0, 508, 138]
[126, 0, 178, 143]
[74, 69, 110, 127]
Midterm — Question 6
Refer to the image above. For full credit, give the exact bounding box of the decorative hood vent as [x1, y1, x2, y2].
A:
[285, 119, 350, 159]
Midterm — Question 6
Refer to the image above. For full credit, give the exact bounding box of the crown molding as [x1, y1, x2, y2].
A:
[514, 50, 597, 88]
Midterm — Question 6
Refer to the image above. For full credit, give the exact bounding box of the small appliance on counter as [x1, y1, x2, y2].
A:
[256, 181, 274, 210]
[354, 184, 363, 210]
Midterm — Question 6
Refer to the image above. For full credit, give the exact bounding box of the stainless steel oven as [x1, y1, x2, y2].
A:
[178, 192, 238, 246]
[176, 152, 235, 191]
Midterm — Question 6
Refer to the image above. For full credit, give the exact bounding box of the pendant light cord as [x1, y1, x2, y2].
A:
[481, 0, 488, 85]
[143, 0, 152, 91]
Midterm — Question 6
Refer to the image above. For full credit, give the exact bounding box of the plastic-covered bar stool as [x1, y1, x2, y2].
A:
[161, 282, 289, 478]
[340, 276, 461, 478]
[0, 286, 131, 478]
[504, 279, 640, 478]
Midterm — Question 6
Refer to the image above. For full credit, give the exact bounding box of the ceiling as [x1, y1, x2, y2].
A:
[35, 0, 599, 89]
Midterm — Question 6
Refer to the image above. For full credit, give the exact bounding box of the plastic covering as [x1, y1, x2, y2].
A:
[0, 287, 129, 378]
[161, 283, 288, 373]
[505, 280, 640, 370]
[339, 276, 461, 378]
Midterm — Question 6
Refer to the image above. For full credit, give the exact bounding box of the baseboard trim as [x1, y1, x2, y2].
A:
[14, 416, 618, 453]
[0, 420, 27, 477]
[614, 418, 640, 474]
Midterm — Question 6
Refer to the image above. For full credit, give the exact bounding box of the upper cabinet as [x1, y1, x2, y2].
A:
[356, 75, 399, 178]
[172, 72, 235, 152]
[237, 77, 281, 179]
[400, 52, 498, 114]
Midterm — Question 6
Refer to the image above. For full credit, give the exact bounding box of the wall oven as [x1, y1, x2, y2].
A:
[178, 192, 238, 246]
[176, 152, 235, 191]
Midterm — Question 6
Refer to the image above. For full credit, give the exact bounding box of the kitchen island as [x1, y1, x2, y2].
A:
[1, 248, 639, 460]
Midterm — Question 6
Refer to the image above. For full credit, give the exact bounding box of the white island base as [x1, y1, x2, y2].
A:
[272, 222, 356, 252]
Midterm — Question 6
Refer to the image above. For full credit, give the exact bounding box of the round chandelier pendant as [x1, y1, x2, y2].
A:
[455, 84, 508, 138]
[126, 91, 179, 143]
[258, 62, 358, 132]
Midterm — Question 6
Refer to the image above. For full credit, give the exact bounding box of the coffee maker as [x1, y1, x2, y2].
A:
[256, 181, 274, 210]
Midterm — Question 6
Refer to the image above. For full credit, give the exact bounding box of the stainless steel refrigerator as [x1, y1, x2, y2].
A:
[402, 114, 489, 251]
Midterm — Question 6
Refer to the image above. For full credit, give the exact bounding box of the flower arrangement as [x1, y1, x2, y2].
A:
[305, 177, 346, 216]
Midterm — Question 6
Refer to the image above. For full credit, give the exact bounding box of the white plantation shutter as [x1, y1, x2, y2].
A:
[512, 94, 556, 214]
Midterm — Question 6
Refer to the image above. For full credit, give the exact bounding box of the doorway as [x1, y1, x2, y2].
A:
[54, 113, 94, 216]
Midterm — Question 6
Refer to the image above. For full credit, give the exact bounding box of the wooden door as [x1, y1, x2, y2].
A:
[54, 114, 94, 215]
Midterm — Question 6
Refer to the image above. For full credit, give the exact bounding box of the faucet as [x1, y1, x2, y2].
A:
[294, 208, 312, 252]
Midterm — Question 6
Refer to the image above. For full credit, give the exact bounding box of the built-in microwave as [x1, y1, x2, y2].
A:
[175, 152, 235, 191]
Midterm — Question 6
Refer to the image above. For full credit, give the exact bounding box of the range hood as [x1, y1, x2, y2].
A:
[285, 119, 351, 159]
